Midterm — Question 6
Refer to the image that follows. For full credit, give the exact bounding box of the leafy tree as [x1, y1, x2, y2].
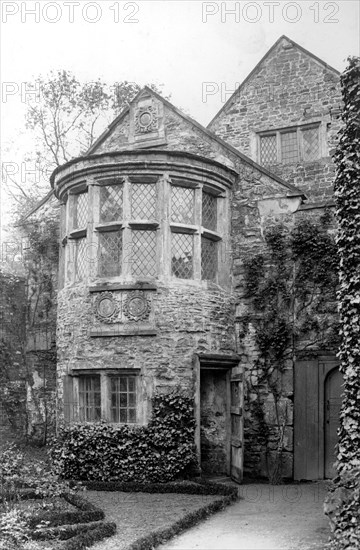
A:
[4, 71, 167, 221]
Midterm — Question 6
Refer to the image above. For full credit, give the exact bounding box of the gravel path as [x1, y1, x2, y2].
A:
[85, 491, 222, 550]
[157, 482, 331, 550]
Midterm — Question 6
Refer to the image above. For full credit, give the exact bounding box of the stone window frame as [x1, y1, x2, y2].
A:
[71, 369, 144, 425]
[93, 176, 160, 282]
[257, 122, 323, 166]
[169, 180, 222, 283]
[65, 183, 89, 285]
[62, 174, 225, 286]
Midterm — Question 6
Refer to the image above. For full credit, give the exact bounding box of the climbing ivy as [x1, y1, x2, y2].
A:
[327, 56, 360, 550]
[50, 390, 198, 483]
[242, 215, 339, 482]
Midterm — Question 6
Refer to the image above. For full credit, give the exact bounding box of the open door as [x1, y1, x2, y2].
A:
[230, 372, 243, 483]
[196, 354, 244, 484]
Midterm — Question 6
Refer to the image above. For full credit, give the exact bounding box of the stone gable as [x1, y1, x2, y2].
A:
[209, 36, 342, 202]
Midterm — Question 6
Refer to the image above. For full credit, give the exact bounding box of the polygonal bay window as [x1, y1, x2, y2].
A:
[170, 183, 220, 282]
[96, 179, 158, 281]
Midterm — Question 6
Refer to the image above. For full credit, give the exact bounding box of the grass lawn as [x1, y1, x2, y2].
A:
[86, 490, 226, 550]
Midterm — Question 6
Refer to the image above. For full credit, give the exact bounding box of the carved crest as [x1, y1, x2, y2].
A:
[135, 105, 158, 134]
[123, 290, 151, 322]
[94, 292, 120, 324]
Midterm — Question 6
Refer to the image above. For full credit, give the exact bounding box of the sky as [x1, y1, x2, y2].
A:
[0, 0, 359, 240]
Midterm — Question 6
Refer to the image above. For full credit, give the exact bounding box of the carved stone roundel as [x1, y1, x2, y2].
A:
[135, 106, 157, 134]
[94, 292, 119, 323]
[124, 291, 151, 322]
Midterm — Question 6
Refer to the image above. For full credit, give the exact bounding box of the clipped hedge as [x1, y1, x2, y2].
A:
[126, 495, 236, 550]
[82, 479, 238, 497]
[51, 391, 198, 482]
[57, 521, 117, 550]
[27, 493, 105, 529]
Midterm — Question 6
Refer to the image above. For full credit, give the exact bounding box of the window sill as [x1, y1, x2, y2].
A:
[96, 223, 123, 232]
[170, 223, 198, 234]
[69, 228, 87, 239]
[89, 282, 157, 292]
[90, 328, 157, 337]
[201, 228, 221, 241]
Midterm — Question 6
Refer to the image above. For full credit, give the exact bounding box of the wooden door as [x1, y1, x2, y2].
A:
[230, 373, 243, 483]
[294, 360, 320, 480]
[324, 368, 342, 478]
[294, 357, 342, 480]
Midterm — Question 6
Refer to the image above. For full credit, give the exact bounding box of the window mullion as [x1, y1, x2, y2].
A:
[159, 174, 170, 279]
[100, 373, 109, 421]
[276, 132, 281, 163]
[123, 178, 131, 278]
[298, 128, 303, 162]
[193, 187, 202, 280]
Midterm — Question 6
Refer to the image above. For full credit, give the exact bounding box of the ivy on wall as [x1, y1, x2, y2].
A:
[51, 390, 198, 483]
[326, 56, 360, 549]
[241, 215, 339, 482]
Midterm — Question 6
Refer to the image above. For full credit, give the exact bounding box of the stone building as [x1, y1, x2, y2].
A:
[15, 34, 342, 481]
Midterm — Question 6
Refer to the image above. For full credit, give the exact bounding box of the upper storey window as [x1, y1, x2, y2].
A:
[131, 183, 157, 219]
[74, 192, 88, 229]
[100, 185, 123, 222]
[202, 192, 217, 231]
[64, 177, 225, 285]
[171, 186, 195, 225]
[259, 124, 321, 166]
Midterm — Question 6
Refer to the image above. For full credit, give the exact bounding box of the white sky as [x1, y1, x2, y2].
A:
[0, 0, 360, 239]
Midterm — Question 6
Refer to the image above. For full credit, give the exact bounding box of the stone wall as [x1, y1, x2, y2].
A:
[0, 270, 27, 445]
[56, 281, 236, 424]
[209, 36, 342, 202]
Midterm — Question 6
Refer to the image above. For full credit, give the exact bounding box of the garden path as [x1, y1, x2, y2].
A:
[157, 481, 330, 550]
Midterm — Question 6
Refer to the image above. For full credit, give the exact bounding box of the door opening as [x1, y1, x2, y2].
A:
[200, 368, 229, 476]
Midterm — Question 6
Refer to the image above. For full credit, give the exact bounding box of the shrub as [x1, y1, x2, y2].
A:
[0, 443, 80, 506]
[325, 463, 360, 549]
[51, 390, 198, 482]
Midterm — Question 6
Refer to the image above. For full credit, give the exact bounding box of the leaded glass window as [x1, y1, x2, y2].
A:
[131, 184, 156, 219]
[302, 127, 320, 161]
[202, 193, 217, 231]
[171, 233, 193, 279]
[79, 376, 101, 422]
[74, 193, 88, 229]
[171, 186, 194, 224]
[75, 238, 87, 281]
[110, 376, 137, 423]
[131, 230, 157, 278]
[281, 131, 298, 164]
[201, 237, 217, 281]
[100, 185, 123, 222]
[98, 231, 122, 277]
[260, 135, 277, 165]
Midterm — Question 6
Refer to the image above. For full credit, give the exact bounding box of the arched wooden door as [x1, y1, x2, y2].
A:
[324, 367, 343, 478]
[294, 357, 343, 480]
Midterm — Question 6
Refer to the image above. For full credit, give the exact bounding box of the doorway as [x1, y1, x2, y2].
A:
[294, 356, 343, 480]
[195, 354, 244, 483]
[200, 369, 229, 475]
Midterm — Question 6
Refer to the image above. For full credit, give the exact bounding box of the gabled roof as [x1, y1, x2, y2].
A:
[18, 189, 55, 225]
[208, 34, 340, 128]
[87, 86, 305, 199]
